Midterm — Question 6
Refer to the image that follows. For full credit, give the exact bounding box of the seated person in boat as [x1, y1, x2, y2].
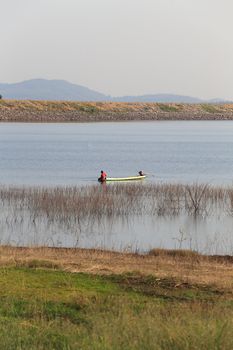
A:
[138, 170, 144, 176]
[98, 170, 107, 182]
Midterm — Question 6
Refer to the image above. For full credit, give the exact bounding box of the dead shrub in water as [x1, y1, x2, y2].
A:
[226, 188, 233, 215]
[151, 183, 184, 216]
[185, 183, 210, 215]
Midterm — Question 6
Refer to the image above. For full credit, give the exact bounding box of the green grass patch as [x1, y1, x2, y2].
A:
[76, 104, 99, 113]
[158, 104, 180, 112]
[201, 104, 220, 113]
[0, 268, 233, 349]
[16, 259, 61, 269]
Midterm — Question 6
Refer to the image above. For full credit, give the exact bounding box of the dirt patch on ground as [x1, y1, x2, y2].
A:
[107, 273, 231, 301]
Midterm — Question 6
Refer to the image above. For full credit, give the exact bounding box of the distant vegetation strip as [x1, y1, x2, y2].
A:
[1, 99, 233, 121]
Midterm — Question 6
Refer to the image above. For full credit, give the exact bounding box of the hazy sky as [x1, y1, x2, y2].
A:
[1, 0, 233, 99]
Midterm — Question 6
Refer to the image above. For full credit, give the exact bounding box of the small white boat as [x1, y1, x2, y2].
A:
[105, 175, 147, 182]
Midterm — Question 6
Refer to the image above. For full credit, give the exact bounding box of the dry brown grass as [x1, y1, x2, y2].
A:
[1, 246, 233, 290]
[1, 99, 233, 115]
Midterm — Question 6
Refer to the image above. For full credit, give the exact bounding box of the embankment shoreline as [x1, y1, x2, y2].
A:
[1, 100, 233, 122]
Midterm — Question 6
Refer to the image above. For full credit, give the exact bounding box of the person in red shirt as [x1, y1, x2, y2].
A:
[98, 170, 107, 183]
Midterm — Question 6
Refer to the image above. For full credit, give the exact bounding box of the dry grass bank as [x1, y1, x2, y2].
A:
[1, 100, 233, 121]
[1, 246, 233, 290]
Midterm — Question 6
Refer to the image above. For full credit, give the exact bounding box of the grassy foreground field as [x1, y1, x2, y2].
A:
[0, 247, 233, 349]
[1, 100, 233, 121]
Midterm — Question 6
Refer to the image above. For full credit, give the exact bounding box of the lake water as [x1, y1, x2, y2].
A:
[1, 121, 233, 185]
[0, 121, 233, 253]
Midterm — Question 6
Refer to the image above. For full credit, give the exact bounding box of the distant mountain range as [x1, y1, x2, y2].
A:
[0, 79, 228, 103]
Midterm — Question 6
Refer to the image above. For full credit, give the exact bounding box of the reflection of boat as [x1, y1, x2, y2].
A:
[105, 175, 147, 182]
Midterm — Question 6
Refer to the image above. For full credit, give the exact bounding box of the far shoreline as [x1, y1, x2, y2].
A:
[1, 100, 233, 122]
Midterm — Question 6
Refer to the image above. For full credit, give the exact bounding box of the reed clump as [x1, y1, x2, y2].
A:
[0, 182, 233, 249]
[0, 182, 232, 223]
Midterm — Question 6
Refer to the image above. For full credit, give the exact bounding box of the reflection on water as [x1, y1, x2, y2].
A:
[0, 197, 233, 255]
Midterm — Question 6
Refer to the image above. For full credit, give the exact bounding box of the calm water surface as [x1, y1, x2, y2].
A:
[0, 121, 233, 253]
[1, 121, 233, 185]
